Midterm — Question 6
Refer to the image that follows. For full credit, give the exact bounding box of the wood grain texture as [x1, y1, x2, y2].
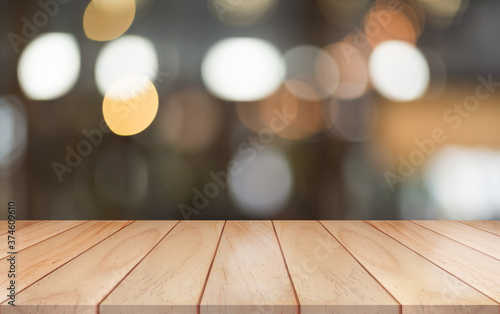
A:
[414, 220, 500, 260]
[370, 220, 500, 305]
[322, 221, 498, 314]
[274, 221, 399, 314]
[3, 220, 178, 314]
[0, 220, 87, 259]
[0, 220, 131, 304]
[0, 220, 499, 313]
[461, 221, 500, 237]
[0, 221, 41, 235]
[100, 220, 225, 314]
[200, 221, 298, 314]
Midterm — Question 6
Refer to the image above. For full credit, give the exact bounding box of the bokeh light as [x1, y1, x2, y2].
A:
[229, 148, 293, 217]
[421, 0, 467, 28]
[207, 0, 278, 26]
[376, 0, 426, 30]
[83, 0, 136, 41]
[424, 146, 500, 219]
[236, 101, 266, 134]
[95, 35, 158, 96]
[324, 40, 369, 100]
[283, 45, 339, 101]
[18, 33, 81, 101]
[363, 0, 425, 47]
[102, 75, 159, 136]
[258, 86, 332, 140]
[151, 88, 222, 153]
[0, 97, 27, 175]
[369, 40, 430, 102]
[5, 0, 497, 221]
[235, 86, 334, 140]
[202, 37, 284, 101]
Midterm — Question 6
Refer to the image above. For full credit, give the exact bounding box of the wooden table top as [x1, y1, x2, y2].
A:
[1, 220, 499, 313]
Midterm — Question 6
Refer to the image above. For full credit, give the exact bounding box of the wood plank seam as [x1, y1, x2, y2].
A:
[8, 221, 179, 312]
[100, 220, 224, 313]
[96, 220, 182, 314]
[411, 220, 500, 262]
[200, 221, 297, 313]
[318, 220, 403, 314]
[2, 220, 134, 304]
[0, 220, 42, 236]
[3, 220, 499, 312]
[271, 220, 301, 314]
[11, 220, 88, 256]
[366, 220, 500, 306]
[457, 221, 500, 238]
[326, 221, 499, 312]
[196, 220, 227, 314]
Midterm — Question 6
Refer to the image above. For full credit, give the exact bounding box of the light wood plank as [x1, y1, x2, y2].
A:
[0, 220, 132, 304]
[461, 221, 500, 237]
[100, 220, 225, 314]
[200, 221, 297, 314]
[370, 220, 500, 305]
[414, 220, 500, 260]
[0, 220, 87, 259]
[3, 220, 178, 314]
[274, 221, 399, 314]
[0, 221, 42, 235]
[322, 221, 498, 314]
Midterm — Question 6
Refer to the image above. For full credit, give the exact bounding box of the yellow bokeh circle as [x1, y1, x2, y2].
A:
[83, 0, 136, 42]
[103, 75, 159, 136]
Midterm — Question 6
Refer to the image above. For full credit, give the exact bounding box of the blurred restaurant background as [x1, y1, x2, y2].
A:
[1, 0, 500, 220]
